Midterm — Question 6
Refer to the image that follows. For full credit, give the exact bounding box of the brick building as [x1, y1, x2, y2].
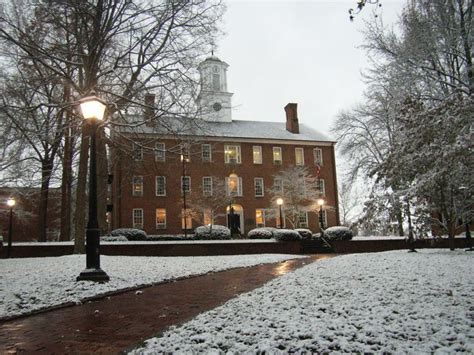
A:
[111, 56, 339, 235]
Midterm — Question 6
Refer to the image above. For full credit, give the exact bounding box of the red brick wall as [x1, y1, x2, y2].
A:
[112, 138, 339, 235]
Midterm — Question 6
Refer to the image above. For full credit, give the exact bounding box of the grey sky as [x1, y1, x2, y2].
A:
[217, 0, 404, 137]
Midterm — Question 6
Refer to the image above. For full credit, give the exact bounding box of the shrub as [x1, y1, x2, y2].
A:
[295, 228, 313, 240]
[110, 228, 148, 241]
[247, 227, 277, 239]
[273, 229, 302, 241]
[324, 226, 353, 241]
[194, 225, 231, 240]
[101, 235, 128, 242]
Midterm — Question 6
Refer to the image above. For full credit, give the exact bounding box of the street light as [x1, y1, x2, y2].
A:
[317, 198, 325, 234]
[77, 91, 109, 282]
[228, 173, 238, 238]
[6, 197, 15, 258]
[276, 198, 284, 229]
[181, 151, 190, 238]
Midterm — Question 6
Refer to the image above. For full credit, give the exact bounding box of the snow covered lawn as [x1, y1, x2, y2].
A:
[0, 254, 304, 319]
[132, 250, 474, 353]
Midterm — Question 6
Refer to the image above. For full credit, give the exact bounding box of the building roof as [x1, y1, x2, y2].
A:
[121, 117, 334, 143]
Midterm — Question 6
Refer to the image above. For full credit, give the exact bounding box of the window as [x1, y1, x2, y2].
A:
[181, 176, 191, 194]
[254, 178, 264, 197]
[316, 179, 326, 195]
[132, 176, 143, 196]
[202, 144, 212, 162]
[212, 73, 220, 91]
[314, 148, 323, 166]
[132, 144, 143, 161]
[156, 208, 166, 229]
[253, 146, 262, 164]
[202, 176, 213, 196]
[273, 147, 282, 164]
[225, 175, 243, 196]
[203, 209, 212, 225]
[298, 211, 308, 228]
[133, 208, 143, 229]
[155, 142, 165, 162]
[181, 209, 192, 230]
[322, 210, 327, 227]
[274, 178, 283, 194]
[295, 148, 304, 166]
[155, 176, 166, 196]
[224, 144, 241, 164]
[256, 209, 266, 227]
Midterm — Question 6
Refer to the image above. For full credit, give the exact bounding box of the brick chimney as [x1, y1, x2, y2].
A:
[285, 103, 299, 134]
[144, 94, 155, 126]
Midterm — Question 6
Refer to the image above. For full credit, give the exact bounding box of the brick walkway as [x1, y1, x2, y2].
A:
[0, 255, 333, 354]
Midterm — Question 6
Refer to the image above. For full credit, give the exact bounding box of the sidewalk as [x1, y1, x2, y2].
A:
[0, 255, 332, 354]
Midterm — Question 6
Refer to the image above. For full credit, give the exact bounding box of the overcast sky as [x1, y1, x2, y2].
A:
[217, 0, 405, 138]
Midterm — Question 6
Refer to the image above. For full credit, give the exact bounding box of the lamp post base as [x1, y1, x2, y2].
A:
[76, 268, 110, 282]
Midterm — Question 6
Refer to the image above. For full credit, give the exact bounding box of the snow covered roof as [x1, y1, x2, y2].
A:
[121, 118, 334, 144]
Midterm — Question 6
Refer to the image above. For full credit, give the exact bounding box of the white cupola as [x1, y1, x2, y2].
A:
[196, 55, 233, 122]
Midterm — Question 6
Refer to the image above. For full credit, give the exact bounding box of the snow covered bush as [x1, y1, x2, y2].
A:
[273, 229, 302, 241]
[109, 228, 148, 241]
[247, 227, 277, 239]
[194, 225, 231, 240]
[324, 226, 353, 241]
[147, 235, 194, 241]
[100, 235, 128, 242]
[295, 228, 313, 240]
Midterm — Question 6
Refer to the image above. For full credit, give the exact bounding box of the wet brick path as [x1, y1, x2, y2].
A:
[0, 254, 333, 354]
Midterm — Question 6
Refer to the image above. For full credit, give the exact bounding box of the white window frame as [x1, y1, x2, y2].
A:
[155, 176, 166, 196]
[181, 176, 191, 194]
[254, 177, 264, 197]
[132, 144, 143, 161]
[313, 148, 323, 166]
[253, 145, 262, 164]
[273, 147, 282, 165]
[224, 144, 242, 164]
[133, 208, 144, 229]
[132, 176, 143, 196]
[298, 211, 308, 228]
[273, 178, 283, 194]
[155, 208, 167, 229]
[202, 144, 212, 162]
[155, 142, 165, 162]
[225, 176, 243, 197]
[202, 176, 213, 196]
[295, 147, 305, 166]
[316, 179, 326, 195]
[255, 208, 266, 228]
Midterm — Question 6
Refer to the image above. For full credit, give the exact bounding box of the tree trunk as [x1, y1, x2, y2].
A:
[73, 123, 90, 254]
[60, 121, 73, 241]
[38, 159, 54, 242]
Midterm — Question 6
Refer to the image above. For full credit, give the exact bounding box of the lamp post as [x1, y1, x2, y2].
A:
[317, 198, 325, 235]
[6, 197, 15, 258]
[228, 173, 238, 238]
[181, 152, 189, 238]
[277, 198, 283, 229]
[77, 91, 109, 282]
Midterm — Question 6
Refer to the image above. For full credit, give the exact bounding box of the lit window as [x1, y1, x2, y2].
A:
[133, 208, 144, 229]
[132, 144, 143, 161]
[155, 142, 165, 162]
[202, 144, 212, 162]
[274, 178, 283, 194]
[180, 145, 191, 162]
[295, 148, 304, 166]
[316, 179, 325, 195]
[156, 176, 166, 196]
[256, 209, 266, 227]
[132, 176, 143, 196]
[253, 146, 262, 164]
[314, 148, 323, 166]
[254, 178, 264, 197]
[181, 209, 192, 230]
[203, 209, 212, 225]
[273, 147, 282, 164]
[181, 176, 191, 194]
[298, 211, 308, 228]
[202, 176, 213, 196]
[156, 208, 166, 229]
[224, 145, 241, 164]
[226, 175, 243, 196]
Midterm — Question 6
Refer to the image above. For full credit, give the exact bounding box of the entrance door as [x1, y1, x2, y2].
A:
[226, 204, 244, 234]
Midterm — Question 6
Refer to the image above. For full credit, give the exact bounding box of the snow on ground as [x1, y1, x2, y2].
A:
[0, 254, 304, 319]
[132, 250, 474, 354]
